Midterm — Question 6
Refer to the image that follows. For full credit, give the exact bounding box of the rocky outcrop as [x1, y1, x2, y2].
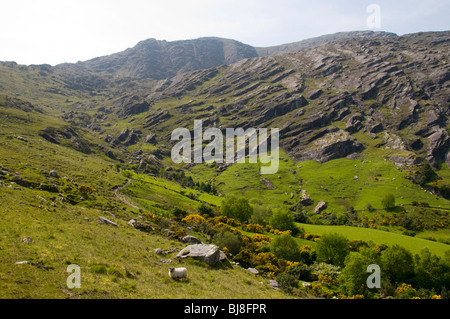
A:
[175, 244, 221, 266]
[426, 129, 450, 168]
[298, 130, 364, 163]
[314, 201, 327, 214]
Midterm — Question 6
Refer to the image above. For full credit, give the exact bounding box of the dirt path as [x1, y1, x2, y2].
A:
[114, 179, 140, 210]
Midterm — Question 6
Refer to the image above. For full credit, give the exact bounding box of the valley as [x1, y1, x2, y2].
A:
[0, 30, 449, 299]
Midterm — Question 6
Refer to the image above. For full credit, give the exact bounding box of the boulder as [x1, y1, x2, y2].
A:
[98, 216, 118, 227]
[269, 280, 279, 290]
[182, 235, 203, 244]
[247, 268, 259, 275]
[219, 250, 227, 261]
[175, 244, 220, 266]
[49, 170, 59, 178]
[21, 237, 33, 243]
[314, 201, 327, 214]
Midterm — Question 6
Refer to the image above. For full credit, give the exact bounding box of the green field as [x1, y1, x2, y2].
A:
[298, 223, 449, 257]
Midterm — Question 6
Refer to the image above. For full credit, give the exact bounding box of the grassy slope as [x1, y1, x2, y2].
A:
[0, 188, 285, 299]
[0, 105, 285, 299]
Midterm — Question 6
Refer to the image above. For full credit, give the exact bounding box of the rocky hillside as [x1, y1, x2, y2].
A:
[52, 31, 396, 81]
[55, 37, 259, 80]
[119, 31, 449, 171]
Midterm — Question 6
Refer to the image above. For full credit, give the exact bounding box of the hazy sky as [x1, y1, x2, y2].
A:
[1, 0, 449, 65]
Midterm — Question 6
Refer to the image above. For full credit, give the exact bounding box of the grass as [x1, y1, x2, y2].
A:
[0, 179, 286, 299]
[296, 157, 450, 212]
[297, 223, 450, 258]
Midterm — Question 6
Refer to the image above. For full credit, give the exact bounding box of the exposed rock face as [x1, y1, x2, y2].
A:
[298, 130, 364, 163]
[67, 37, 258, 80]
[426, 129, 450, 168]
[175, 244, 220, 266]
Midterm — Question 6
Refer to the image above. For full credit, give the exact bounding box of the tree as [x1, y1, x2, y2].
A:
[380, 245, 414, 284]
[270, 233, 300, 262]
[220, 196, 254, 223]
[381, 193, 396, 210]
[316, 233, 350, 267]
[338, 247, 381, 296]
[269, 209, 299, 235]
[413, 248, 450, 291]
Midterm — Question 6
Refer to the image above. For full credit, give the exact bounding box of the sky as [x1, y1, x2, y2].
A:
[0, 0, 449, 65]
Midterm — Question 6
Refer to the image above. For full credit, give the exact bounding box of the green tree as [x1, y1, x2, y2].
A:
[381, 193, 396, 210]
[338, 247, 381, 296]
[413, 248, 450, 291]
[220, 196, 253, 223]
[270, 233, 300, 262]
[316, 233, 350, 267]
[380, 245, 414, 284]
[269, 209, 299, 235]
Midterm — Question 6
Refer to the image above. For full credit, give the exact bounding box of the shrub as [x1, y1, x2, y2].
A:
[250, 206, 272, 226]
[270, 233, 300, 262]
[299, 245, 316, 265]
[276, 272, 299, 293]
[269, 209, 300, 235]
[316, 233, 349, 267]
[220, 196, 253, 223]
[381, 245, 414, 284]
[242, 223, 265, 233]
[181, 214, 206, 225]
[172, 207, 188, 220]
[198, 202, 215, 217]
[213, 231, 242, 255]
[381, 193, 396, 210]
[338, 247, 380, 296]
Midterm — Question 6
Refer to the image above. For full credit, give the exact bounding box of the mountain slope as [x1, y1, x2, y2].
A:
[255, 30, 397, 57]
[56, 37, 259, 80]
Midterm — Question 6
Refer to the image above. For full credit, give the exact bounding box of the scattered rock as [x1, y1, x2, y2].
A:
[49, 170, 59, 178]
[98, 216, 118, 227]
[269, 280, 279, 290]
[21, 237, 33, 243]
[219, 250, 227, 261]
[182, 235, 203, 244]
[247, 268, 259, 275]
[154, 248, 163, 255]
[302, 282, 311, 288]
